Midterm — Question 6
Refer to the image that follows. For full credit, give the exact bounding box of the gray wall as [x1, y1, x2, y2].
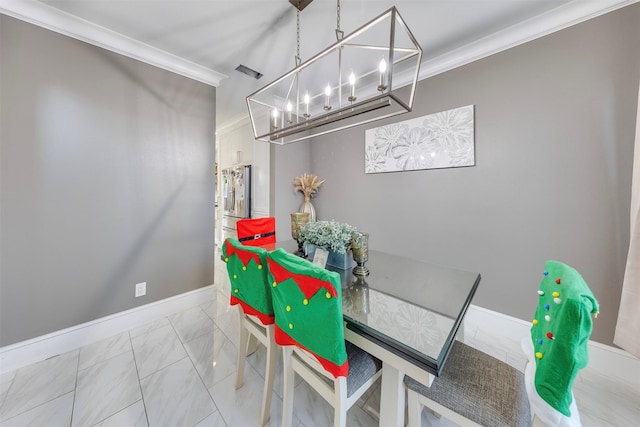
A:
[270, 142, 311, 239]
[301, 5, 639, 346]
[0, 16, 216, 346]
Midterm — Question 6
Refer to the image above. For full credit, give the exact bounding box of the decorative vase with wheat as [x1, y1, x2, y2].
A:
[293, 173, 324, 222]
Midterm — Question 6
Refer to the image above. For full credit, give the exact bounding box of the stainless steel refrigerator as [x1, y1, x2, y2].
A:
[221, 165, 251, 241]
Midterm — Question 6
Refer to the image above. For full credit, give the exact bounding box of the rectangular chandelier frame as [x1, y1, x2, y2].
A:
[247, 7, 422, 144]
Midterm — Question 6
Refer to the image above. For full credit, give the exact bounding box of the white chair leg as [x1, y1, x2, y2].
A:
[235, 314, 249, 390]
[333, 377, 348, 427]
[259, 327, 277, 426]
[281, 347, 295, 427]
[333, 408, 347, 427]
[407, 388, 423, 427]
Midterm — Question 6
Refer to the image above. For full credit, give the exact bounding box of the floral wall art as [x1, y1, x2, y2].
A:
[365, 105, 475, 174]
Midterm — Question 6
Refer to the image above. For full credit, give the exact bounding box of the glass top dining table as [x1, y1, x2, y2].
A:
[272, 240, 481, 426]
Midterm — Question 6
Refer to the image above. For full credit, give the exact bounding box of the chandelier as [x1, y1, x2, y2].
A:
[246, 0, 422, 145]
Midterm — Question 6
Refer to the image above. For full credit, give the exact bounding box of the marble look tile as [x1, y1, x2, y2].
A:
[0, 391, 73, 427]
[289, 380, 377, 427]
[0, 350, 78, 421]
[131, 323, 187, 379]
[72, 350, 141, 427]
[0, 371, 15, 387]
[78, 332, 132, 371]
[93, 400, 147, 427]
[200, 298, 217, 321]
[577, 368, 640, 401]
[214, 308, 240, 349]
[141, 357, 216, 427]
[169, 306, 215, 343]
[129, 317, 170, 339]
[579, 410, 614, 427]
[209, 363, 299, 427]
[573, 369, 640, 427]
[183, 328, 238, 388]
[0, 371, 16, 409]
[194, 410, 227, 427]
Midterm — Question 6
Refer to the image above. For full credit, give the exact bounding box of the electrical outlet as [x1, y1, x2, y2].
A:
[135, 282, 146, 297]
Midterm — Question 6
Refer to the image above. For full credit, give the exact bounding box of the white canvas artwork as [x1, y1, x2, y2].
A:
[365, 105, 475, 174]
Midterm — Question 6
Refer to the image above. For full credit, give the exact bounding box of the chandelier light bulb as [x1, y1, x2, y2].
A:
[348, 72, 357, 102]
[272, 108, 279, 129]
[379, 58, 387, 73]
[303, 93, 310, 118]
[378, 58, 387, 92]
[324, 84, 332, 111]
[286, 101, 293, 123]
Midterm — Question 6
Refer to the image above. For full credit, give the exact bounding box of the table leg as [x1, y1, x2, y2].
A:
[378, 361, 405, 427]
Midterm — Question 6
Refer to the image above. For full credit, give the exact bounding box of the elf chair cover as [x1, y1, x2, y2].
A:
[266, 248, 381, 427]
[222, 238, 277, 426]
[237, 217, 276, 247]
[523, 260, 599, 427]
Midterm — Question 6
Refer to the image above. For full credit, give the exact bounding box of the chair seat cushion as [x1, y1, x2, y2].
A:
[344, 341, 382, 397]
[319, 341, 381, 397]
[405, 341, 530, 427]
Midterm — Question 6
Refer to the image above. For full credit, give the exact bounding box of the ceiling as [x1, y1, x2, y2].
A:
[29, 0, 616, 130]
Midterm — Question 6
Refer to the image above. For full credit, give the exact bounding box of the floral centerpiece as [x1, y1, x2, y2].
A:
[298, 220, 356, 254]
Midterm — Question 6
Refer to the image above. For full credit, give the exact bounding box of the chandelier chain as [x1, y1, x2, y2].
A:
[296, 9, 300, 59]
[295, 2, 301, 65]
[336, 0, 340, 32]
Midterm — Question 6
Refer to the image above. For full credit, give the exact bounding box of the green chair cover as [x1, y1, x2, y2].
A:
[529, 260, 599, 417]
[223, 238, 274, 325]
[266, 248, 348, 377]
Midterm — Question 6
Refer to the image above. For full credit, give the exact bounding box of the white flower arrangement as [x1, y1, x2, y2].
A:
[298, 220, 356, 254]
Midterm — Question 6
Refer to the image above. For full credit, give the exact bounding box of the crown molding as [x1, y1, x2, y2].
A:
[419, 0, 638, 80]
[0, 0, 227, 87]
[4, 0, 634, 118]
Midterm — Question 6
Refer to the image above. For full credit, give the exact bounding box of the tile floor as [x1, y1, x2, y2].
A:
[0, 254, 638, 426]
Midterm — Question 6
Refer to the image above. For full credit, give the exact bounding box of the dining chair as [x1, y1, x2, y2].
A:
[405, 340, 531, 427]
[266, 248, 382, 427]
[523, 260, 599, 427]
[222, 237, 277, 426]
[236, 216, 276, 247]
[405, 260, 599, 427]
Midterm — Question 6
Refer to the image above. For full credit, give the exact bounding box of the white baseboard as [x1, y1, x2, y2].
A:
[465, 304, 640, 391]
[2, 293, 637, 391]
[0, 285, 215, 374]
